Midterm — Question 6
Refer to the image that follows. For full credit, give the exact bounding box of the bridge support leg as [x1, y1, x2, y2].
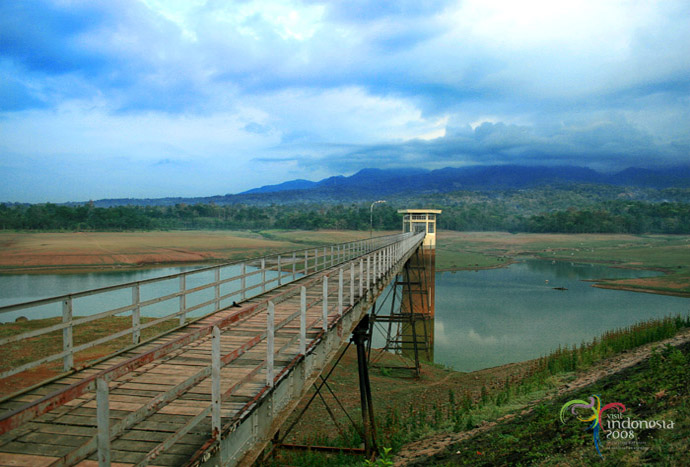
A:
[352, 316, 377, 457]
[368, 244, 434, 378]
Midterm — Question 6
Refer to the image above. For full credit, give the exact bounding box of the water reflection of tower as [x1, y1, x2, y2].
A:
[369, 209, 440, 376]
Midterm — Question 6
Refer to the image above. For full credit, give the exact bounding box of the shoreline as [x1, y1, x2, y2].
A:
[3, 255, 687, 298]
[592, 283, 690, 298]
[439, 255, 689, 297]
[0, 259, 218, 276]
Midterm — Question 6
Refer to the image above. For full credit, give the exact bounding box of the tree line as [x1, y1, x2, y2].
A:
[0, 203, 402, 231]
[1, 200, 689, 234]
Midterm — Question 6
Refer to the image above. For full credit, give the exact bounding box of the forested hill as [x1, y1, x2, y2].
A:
[3, 165, 690, 234]
[62, 165, 690, 208]
[2, 188, 690, 234]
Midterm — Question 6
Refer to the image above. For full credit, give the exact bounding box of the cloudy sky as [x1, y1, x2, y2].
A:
[1, 0, 689, 202]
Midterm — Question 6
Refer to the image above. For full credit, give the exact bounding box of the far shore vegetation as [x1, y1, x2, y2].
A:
[1, 229, 688, 296]
[2, 187, 690, 234]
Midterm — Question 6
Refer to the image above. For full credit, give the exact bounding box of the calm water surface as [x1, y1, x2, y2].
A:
[1, 260, 688, 372]
[0, 265, 281, 323]
[434, 260, 689, 372]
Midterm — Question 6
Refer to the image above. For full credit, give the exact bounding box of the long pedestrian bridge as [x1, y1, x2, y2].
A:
[0, 228, 430, 466]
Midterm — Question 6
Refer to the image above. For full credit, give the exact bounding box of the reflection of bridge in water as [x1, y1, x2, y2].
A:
[0, 210, 439, 466]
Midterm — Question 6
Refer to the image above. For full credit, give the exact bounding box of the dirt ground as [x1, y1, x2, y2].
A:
[0, 231, 305, 273]
[0, 230, 388, 274]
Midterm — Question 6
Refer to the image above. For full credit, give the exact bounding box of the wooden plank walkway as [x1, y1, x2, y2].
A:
[0, 233, 424, 466]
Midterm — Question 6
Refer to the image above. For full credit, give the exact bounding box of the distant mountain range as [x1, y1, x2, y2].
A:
[86, 165, 690, 207]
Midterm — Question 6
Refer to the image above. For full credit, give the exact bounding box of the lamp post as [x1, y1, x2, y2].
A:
[370, 200, 386, 238]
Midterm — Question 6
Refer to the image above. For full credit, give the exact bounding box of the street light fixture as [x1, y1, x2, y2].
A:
[370, 200, 386, 237]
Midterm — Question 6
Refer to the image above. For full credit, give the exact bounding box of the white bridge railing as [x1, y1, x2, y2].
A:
[0, 231, 425, 467]
[0, 233, 413, 382]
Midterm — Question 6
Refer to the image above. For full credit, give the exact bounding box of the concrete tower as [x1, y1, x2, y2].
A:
[397, 209, 442, 248]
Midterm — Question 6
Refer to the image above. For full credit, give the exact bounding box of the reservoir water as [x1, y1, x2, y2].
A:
[0, 265, 282, 324]
[1, 260, 687, 371]
[433, 260, 689, 372]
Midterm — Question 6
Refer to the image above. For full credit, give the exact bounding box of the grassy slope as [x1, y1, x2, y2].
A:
[267, 322, 690, 467]
[421, 342, 689, 466]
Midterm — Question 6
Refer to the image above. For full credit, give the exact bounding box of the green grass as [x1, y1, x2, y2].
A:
[435, 247, 507, 270]
[270, 314, 690, 466]
[422, 342, 690, 466]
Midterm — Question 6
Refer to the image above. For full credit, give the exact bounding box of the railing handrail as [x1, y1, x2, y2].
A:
[0, 231, 425, 447]
[0, 232, 407, 314]
[0, 232, 417, 382]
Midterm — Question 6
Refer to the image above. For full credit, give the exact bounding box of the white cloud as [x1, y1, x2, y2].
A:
[1, 0, 689, 201]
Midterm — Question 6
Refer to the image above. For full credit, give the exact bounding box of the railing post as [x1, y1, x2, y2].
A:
[367, 256, 371, 290]
[267, 301, 275, 387]
[214, 267, 221, 311]
[331, 246, 334, 267]
[292, 252, 297, 280]
[132, 285, 141, 345]
[373, 252, 377, 284]
[300, 286, 307, 355]
[179, 275, 186, 326]
[277, 255, 282, 286]
[314, 249, 318, 271]
[261, 258, 266, 293]
[338, 268, 343, 315]
[379, 247, 388, 277]
[359, 258, 364, 298]
[384, 247, 387, 275]
[96, 377, 110, 467]
[62, 297, 73, 372]
[337, 244, 341, 263]
[350, 262, 355, 306]
[212, 325, 222, 439]
[322, 276, 329, 331]
[305, 250, 309, 275]
[323, 247, 327, 270]
[380, 249, 384, 278]
[241, 262, 247, 301]
[383, 247, 386, 274]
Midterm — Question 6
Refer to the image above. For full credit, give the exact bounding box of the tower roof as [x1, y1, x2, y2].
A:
[397, 209, 442, 214]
